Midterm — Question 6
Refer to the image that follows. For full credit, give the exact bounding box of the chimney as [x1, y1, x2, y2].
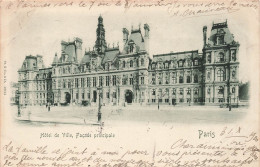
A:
[122, 28, 129, 44]
[203, 26, 207, 47]
[144, 23, 150, 38]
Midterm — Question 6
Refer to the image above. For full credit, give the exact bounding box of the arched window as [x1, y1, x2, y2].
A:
[141, 59, 144, 66]
[194, 75, 198, 83]
[207, 88, 211, 94]
[217, 69, 225, 81]
[218, 52, 225, 62]
[130, 60, 133, 67]
[172, 89, 176, 95]
[179, 76, 183, 83]
[179, 88, 183, 95]
[207, 71, 211, 80]
[232, 87, 235, 93]
[122, 61, 126, 68]
[186, 76, 191, 83]
[218, 86, 224, 94]
[232, 70, 236, 78]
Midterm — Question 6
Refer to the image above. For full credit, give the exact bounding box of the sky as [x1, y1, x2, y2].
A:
[3, 5, 257, 83]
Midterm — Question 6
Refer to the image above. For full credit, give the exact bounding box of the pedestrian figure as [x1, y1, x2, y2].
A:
[48, 102, 51, 112]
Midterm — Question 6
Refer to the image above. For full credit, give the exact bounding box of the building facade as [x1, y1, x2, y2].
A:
[18, 17, 239, 106]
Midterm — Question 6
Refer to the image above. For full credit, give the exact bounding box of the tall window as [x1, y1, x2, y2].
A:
[172, 89, 176, 95]
[93, 77, 96, 87]
[81, 78, 84, 88]
[186, 76, 191, 83]
[141, 77, 144, 84]
[217, 69, 224, 81]
[179, 76, 183, 83]
[172, 73, 176, 84]
[207, 71, 211, 80]
[122, 61, 126, 68]
[99, 76, 103, 87]
[158, 73, 162, 85]
[130, 60, 133, 67]
[87, 77, 90, 87]
[136, 59, 139, 67]
[207, 53, 211, 63]
[122, 75, 127, 85]
[194, 75, 198, 83]
[130, 78, 133, 85]
[152, 73, 156, 85]
[75, 78, 79, 88]
[106, 76, 110, 86]
[112, 75, 116, 86]
[232, 50, 236, 61]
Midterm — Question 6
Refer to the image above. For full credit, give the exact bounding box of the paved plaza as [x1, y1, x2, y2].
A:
[11, 104, 248, 126]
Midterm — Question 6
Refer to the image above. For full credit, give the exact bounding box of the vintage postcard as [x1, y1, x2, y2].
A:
[1, 0, 259, 166]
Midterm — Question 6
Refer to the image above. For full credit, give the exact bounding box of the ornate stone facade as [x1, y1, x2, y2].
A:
[18, 18, 239, 106]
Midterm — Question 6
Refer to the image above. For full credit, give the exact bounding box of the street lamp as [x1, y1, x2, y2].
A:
[229, 95, 232, 111]
[97, 86, 102, 122]
[16, 90, 21, 117]
[157, 94, 160, 110]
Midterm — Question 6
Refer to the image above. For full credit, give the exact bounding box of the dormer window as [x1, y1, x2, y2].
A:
[217, 35, 224, 45]
[178, 60, 183, 67]
[130, 45, 134, 52]
[164, 62, 169, 69]
[194, 59, 199, 66]
[218, 52, 225, 62]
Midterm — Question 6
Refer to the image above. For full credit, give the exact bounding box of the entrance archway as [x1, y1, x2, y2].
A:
[125, 90, 133, 103]
[65, 92, 71, 104]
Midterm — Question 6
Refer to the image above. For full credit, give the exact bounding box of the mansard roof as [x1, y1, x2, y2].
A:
[153, 50, 199, 62]
[81, 51, 92, 64]
[208, 20, 237, 46]
[102, 47, 119, 64]
[123, 28, 145, 53]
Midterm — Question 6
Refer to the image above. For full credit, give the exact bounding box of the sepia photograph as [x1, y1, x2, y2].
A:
[1, 0, 259, 166]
